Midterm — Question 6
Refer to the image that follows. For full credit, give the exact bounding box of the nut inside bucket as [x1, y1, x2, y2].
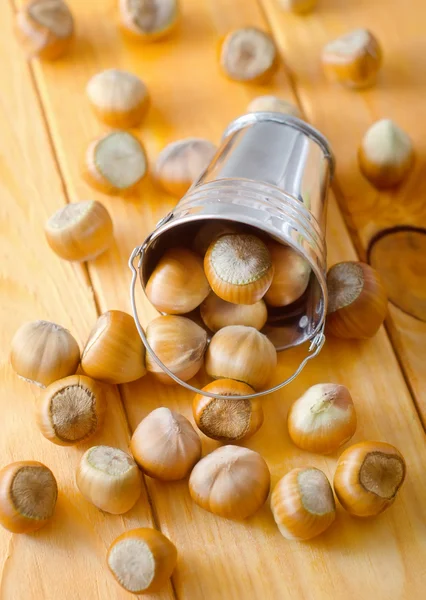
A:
[139, 218, 324, 351]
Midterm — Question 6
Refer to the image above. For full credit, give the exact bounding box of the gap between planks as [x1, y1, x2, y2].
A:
[256, 0, 425, 430]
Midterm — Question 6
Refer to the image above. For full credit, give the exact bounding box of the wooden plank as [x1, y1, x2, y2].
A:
[14, 0, 426, 598]
[0, 2, 172, 599]
[259, 0, 426, 424]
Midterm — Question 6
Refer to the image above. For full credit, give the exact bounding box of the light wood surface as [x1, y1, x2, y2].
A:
[2, 0, 426, 598]
[259, 0, 426, 423]
[0, 3, 171, 599]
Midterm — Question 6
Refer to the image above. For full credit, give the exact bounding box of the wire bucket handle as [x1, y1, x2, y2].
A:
[129, 245, 325, 401]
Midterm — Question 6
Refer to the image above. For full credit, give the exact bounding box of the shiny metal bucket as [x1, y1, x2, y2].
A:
[129, 112, 335, 399]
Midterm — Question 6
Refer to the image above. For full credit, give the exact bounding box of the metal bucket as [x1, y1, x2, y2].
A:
[129, 112, 335, 399]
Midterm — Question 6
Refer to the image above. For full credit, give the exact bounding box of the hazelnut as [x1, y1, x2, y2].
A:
[322, 29, 382, 89]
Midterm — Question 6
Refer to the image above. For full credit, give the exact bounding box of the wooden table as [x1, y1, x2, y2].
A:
[1, 1, 425, 598]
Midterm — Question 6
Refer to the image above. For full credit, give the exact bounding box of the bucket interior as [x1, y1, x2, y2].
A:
[140, 217, 325, 351]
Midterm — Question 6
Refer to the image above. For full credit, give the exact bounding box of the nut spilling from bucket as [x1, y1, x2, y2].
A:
[271, 467, 336, 541]
[86, 69, 150, 128]
[107, 528, 177, 594]
[0, 461, 58, 533]
[154, 138, 217, 197]
[219, 27, 277, 83]
[16, 0, 74, 61]
[119, 0, 179, 42]
[204, 233, 274, 305]
[358, 119, 414, 189]
[140, 226, 321, 392]
[84, 131, 148, 195]
[36, 374, 107, 446]
[45, 200, 114, 262]
[76, 445, 143, 515]
[322, 29, 382, 89]
[192, 379, 263, 442]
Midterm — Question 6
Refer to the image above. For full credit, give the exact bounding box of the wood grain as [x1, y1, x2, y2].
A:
[0, 2, 172, 598]
[6, 0, 426, 598]
[259, 0, 426, 423]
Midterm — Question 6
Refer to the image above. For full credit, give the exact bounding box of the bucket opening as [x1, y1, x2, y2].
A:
[139, 216, 325, 351]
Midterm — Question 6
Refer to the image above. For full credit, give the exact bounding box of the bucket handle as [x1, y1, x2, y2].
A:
[129, 245, 325, 400]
